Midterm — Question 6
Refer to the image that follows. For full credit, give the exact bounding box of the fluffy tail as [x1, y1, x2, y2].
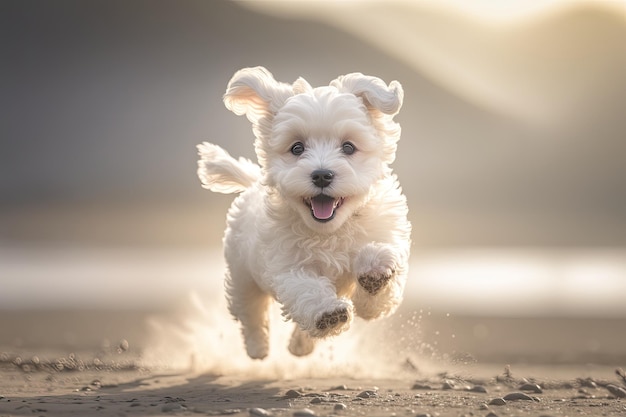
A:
[197, 142, 261, 193]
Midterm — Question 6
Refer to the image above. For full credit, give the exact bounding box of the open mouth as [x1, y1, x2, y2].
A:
[304, 195, 345, 222]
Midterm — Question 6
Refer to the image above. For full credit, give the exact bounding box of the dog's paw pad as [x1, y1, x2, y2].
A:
[315, 308, 349, 331]
[358, 270, 394, 295]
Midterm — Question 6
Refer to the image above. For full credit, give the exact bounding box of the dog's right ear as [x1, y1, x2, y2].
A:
[331, 73, 403, 117]
[223, 67, 294, 125]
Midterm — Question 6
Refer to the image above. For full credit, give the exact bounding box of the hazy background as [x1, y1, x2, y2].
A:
[1, 0, 626, 324]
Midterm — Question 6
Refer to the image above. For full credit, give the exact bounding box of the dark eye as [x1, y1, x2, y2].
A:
[290, 142, 305, 156]
[341, 141, 356, 155]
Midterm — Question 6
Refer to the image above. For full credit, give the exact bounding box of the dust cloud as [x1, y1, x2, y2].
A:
[142, 291, 444, 380]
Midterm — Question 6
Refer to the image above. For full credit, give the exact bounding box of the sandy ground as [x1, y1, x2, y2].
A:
[1, 308, 625, 417]
[1, 366, 626, 417]
[1, 359, 626, 417]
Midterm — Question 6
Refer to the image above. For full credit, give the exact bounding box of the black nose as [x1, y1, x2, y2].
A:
[311, 169, 334, 188]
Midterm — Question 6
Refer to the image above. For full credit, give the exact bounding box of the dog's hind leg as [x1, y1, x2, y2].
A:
[288, 324, 316, 357]
[225, 269, 272, 360]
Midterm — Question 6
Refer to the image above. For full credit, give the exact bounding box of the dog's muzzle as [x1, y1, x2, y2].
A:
[304, 194, 344, 222]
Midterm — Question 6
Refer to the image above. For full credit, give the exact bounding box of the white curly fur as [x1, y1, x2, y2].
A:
[197, 66, 411, 359]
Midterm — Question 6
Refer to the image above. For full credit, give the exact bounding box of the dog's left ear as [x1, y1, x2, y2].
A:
[331, 73, 404, 116]
[223, 66, 294, 125]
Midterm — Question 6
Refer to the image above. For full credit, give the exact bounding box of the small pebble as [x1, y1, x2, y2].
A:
[249, 408, 272, 416]
[293, 408, 316, 417]
[488, 398, 506, 406]
[519, 383, 542, 393]
[503, 392, 534, 401]
[441, 380, 455, 390]
[161, 403, 185, 412]
[411, 383, 432, 390]
[468, 385, 488, 393]
[118, 339, 130, 352]
[605, 384, 626, 398]
[284, 389, 303, 399]
[302, 393, 323, 398]
[329, 384, 348, 391]
[356, 390, 377, 399]
[415, 413, 431, 417]
[479, 403, 489, 410]
[221, 409, 243, 415]
[486, 412, 499, 417]
[356, 390, 378, 398]
[309, 397, 323, 404]
[579, 378, 598, 389]
[333, 403, 347, 411]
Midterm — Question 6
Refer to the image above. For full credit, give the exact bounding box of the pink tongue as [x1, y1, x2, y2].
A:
[311, 197, 335, 219]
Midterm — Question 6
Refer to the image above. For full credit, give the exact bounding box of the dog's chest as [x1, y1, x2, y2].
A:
[265, 227, 361, 278]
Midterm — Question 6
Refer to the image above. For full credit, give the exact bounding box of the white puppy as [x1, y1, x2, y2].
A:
[197, 67, 411, 359]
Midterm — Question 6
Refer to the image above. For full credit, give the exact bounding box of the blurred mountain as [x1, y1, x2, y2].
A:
[1, 0, 625, 247]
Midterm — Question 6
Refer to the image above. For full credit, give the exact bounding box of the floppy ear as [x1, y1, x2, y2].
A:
[223, 66, 294, 125]
[292, 77, 313, 95]
[330, 73, 403, 116]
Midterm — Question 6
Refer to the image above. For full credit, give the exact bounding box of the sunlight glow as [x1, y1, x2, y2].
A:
[405, 0, 583, 23]
[239, 0, 626, 125]
[2, 246, 625, 315]
[408, 249, 626, 316]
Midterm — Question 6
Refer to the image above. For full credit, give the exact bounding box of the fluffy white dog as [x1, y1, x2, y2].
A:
[197, 67, 411, 359]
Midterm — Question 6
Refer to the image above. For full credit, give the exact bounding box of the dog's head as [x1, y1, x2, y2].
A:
[224, 66, 403, 233]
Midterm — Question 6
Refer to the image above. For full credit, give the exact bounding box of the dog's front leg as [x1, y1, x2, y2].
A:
[274, 269, 353, 338]
[352, 242, 408, 320]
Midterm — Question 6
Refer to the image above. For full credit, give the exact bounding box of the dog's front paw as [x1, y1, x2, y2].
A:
[354, 243, 397, 295]
[309, 302, 353, 338]
[316, 308, 350, 331]
[358, 269, 395, 295]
